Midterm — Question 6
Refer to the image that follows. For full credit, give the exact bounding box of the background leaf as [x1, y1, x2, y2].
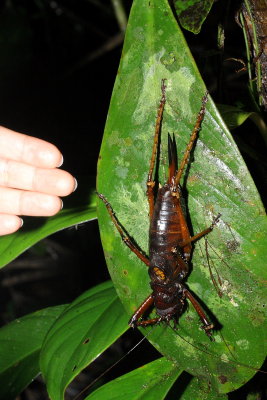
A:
[40, 281, 129, 400]
[86, 358, 229, 400]
[97, 0, 267, 394]
[86, 358, 182, 400]
[0, 186, 96, 269]
[217, 104, 253, 130]
[173, 0, 214, 34]
[217, 104, 267, 148]
[0, 305, 66, 400]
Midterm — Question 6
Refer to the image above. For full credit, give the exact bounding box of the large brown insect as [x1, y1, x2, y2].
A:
[98, 80, 220, 338]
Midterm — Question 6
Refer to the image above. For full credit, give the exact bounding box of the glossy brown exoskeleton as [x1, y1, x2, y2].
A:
[98, 80, 220, 338]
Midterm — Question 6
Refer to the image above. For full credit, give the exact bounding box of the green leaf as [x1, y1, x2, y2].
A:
[175, 375, 228, 400]
[217, 104, 267, 147]
[97, 0, 266, 394]
[0, 305, 67, 400]
[86, 359, 229, 400]
[0, 185, 96, 269]
[174, 0, 214, 34]
[86, 357, 182, 400]
[217, 104, 253, 130]
[40, 281, 129, 400]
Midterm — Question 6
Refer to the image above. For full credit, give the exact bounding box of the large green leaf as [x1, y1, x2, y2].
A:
[86, 357, 228, 400]
[86, 357, 182, 400]
[40, 281, 129, 400]
[97, 0, 266, 394]
[0, 305, 67, 400]
[0, 184, 96, 269]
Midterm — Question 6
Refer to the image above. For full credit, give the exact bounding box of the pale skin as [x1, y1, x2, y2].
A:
[0, 126, 77, 236]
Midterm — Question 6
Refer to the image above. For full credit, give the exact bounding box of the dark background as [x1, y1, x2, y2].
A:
[0, 0, 125, 319]
[0, 1, 265, 399]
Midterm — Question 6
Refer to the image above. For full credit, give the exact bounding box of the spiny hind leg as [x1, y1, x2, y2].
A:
[97, 193, 150, 267]
[146, 79, 167, 218]
[174, 92, 208, 187]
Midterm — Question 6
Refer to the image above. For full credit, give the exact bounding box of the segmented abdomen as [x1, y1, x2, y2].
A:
[149, 185, 182, 251]
[148, 184, 190, 282]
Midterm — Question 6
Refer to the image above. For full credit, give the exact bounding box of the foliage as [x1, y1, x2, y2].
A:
[173, 0, 214, 34]
[0, 0, 266, 400]
[40, 281, 128, 400]
[0, 187, 96, 269]
[0, 305, 67, 400]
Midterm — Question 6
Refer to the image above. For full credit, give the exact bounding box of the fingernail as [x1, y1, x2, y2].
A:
[57, 155, 64, 167]
[60, 199, 64, 210]
[73, 178, 78, 192]
[19, 218, 24, 227]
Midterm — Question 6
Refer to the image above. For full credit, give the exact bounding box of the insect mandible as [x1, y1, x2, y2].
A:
[98, 79, 221, 338]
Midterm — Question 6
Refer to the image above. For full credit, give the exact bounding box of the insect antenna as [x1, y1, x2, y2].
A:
[169, 324, 267, 375]
[218, 330, 238, 362]
[204, 237, 231, 271]
[197, 236, 223, 298]
[72, 326, 158, 400]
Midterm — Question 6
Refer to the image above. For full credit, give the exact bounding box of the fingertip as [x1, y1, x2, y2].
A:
[26, 194, 63, 217]
[0, 215, 23, 236]
[54, 173, 77, 197]
[52, 198, 63, 214]
[38, 144, 63, 168]
[6, 215, 23, 230]
[57, 154, 64, 168]
[43, 196, 63, 216]
[73, 178, 78, 192]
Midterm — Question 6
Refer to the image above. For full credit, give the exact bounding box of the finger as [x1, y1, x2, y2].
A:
[0, 187, 63, 216]
[0, 126, 63, 168]
[0, 214, 23, 236]
[0, 159, 77, 196]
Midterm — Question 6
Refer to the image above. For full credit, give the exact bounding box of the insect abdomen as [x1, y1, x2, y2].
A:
[149, 185, 182, 252]
[148, 185, 189, 282]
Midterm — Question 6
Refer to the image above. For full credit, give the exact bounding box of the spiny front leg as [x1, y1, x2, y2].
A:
[146, 79, 167, 219]
[97, 193, 150, 267]
[129, 294, 159, 327]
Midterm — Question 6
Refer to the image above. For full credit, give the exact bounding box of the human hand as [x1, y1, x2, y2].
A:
[0, 126, 77, 236]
